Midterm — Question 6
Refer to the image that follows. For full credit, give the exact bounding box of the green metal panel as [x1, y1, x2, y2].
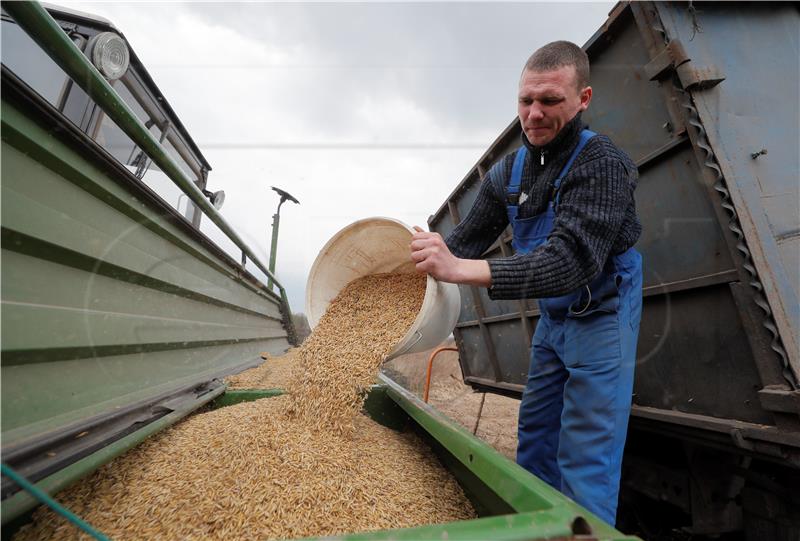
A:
[0, 87, 291, 513]
[2, 341, 284, 439]
[1, 252, 286, 353]
[210, 388, 285, 408]
[310, 512, 640, 541]
[1, 105, 282, 319]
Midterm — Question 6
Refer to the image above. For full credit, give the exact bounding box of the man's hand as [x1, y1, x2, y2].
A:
[410, 226, 491, 287]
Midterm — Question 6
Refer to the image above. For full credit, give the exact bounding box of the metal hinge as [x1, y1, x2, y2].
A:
[730, 429, 755, 451]
[758, 387, 800, 415]
[644, 39, 725, 90]
[58, 22, 78, 33]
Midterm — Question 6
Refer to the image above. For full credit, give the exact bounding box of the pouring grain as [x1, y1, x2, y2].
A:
[284, 272, 427, 435]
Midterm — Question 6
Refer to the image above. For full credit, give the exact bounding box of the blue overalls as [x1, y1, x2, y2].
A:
[509, 130, 642, 525]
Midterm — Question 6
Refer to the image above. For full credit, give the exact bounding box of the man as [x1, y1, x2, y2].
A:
[410, 40, 642, 525]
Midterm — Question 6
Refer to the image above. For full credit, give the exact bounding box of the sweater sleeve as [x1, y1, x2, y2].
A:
[444, 160, 509, 259]
[486, 154, 635, 300]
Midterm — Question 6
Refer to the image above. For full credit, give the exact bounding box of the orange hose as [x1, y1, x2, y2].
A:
[423, 347, 459, 403]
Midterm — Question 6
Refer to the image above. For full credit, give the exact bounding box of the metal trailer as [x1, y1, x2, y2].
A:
[1, 3, 639, 540]
[428, 1, 800, 537]
[1, 0, 297, 523]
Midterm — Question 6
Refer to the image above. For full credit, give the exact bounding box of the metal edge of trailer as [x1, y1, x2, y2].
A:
[0, 354, 272, 502]
[1, 383, 227, 523]
[307, 512, 639, 541]
[460, 376, 800, 465]
[375, 375, 630, 540]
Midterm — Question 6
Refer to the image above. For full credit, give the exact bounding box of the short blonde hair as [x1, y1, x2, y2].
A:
[524, 40, 589, 90]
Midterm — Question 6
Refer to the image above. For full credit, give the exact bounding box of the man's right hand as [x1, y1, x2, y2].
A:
[410, 226, 491, 287]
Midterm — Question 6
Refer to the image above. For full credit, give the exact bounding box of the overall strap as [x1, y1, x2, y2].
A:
[506, 146, 527, 206]
[554, 129, 596, 204]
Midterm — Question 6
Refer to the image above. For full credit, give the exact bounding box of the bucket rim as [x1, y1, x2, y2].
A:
[304, 216, 437, 358]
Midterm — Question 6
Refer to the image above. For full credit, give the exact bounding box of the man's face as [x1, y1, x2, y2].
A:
[517, 65, 592, 146]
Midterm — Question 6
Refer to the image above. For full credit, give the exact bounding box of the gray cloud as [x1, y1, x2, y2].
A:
[155, 2, 613, 142]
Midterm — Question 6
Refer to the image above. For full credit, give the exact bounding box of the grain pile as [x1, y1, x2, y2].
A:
[225, 349, 297, 390]
[15, 272, 476, 541]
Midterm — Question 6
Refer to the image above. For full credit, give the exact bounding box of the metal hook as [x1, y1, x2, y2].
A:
[383, 331, 424, 363]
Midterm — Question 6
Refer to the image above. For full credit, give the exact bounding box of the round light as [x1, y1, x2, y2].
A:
[211, 190, 225, 210]
[88, 32, 130, 81]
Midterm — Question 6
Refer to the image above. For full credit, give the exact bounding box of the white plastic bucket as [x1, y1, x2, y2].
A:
[305, 217, 461, 361]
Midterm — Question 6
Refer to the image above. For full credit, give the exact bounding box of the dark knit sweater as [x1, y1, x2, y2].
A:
[445, 112, 641, 300]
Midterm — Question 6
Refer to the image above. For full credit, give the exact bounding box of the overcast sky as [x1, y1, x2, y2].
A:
[60, 1, 616, 312]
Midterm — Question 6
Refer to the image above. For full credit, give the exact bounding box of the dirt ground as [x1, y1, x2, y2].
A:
[382, 339, 519, 461]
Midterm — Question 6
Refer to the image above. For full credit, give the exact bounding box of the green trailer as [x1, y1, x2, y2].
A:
[1, 2, 637, 539]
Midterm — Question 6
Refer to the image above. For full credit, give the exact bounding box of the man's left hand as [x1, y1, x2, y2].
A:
[410, 226, 492, 287]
